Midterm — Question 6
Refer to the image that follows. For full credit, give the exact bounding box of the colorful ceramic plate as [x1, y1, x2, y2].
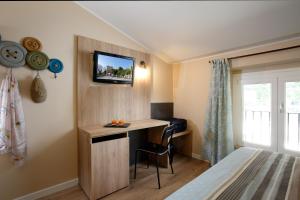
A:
[22, 37, 42, 52]
[0, 37, 27, 68]
[26, 51, 49, 70]
[48, 58, 63, 73]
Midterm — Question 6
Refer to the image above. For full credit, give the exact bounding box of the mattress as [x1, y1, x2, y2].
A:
[166, 147, 300, 200]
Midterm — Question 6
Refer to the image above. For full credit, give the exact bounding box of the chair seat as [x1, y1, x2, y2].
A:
[136, 143, 168, 155]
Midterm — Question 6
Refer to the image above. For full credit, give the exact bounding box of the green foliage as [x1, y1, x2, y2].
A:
[286, 82, 300, 112]
[244, 84, 270, 109]
[115, 66, 132, 77]
[97, 66, 133, 78]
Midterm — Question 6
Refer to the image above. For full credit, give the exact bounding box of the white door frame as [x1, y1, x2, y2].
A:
[233, 66, 300, 155]
[278, 72, 300, 156]
[240, 75, 277, 152]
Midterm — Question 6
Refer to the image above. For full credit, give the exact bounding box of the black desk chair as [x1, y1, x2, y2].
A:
[134, 125, 176, 189]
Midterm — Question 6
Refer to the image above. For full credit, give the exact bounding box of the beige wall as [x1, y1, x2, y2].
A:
[0, 2, 147, 199]
[173, 37, 300, 157]
[151, 55, 173, 103]
[173, 60, 211, 155]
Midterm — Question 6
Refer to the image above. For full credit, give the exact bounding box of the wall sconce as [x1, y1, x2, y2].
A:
[140, 61, 146, 68]
[136, 60, 147, 79]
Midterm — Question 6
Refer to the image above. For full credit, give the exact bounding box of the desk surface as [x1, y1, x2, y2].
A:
[79, 119, 169, 138]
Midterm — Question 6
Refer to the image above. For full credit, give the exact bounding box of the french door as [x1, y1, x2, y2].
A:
[233, 68, 300, 156]
[278, 74, 300, 155]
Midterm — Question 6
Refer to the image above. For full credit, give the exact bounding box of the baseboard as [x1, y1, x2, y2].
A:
[14, 178, 78, 200]
[192, 153, 202, 160]
[192, 153, 211, 164]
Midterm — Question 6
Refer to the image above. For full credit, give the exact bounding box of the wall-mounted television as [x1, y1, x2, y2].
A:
[93, 51, 135, 85]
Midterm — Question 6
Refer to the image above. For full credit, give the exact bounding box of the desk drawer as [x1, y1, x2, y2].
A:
[92, 133, 127, 143]
[91, 137, 129, 199]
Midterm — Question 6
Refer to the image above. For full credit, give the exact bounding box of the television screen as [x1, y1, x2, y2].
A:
[93, 51, 135, 85]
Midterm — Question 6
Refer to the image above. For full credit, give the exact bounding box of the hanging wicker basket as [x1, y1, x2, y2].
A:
[31, 73, 47, 103]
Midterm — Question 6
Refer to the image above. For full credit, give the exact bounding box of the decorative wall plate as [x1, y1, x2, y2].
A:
[22, 37, 42, 52]
[0, 36, 27, 68]
[48, 58, 63, 78]
[26, 51, 49, 70]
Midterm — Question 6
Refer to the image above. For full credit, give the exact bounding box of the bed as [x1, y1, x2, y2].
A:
[166, 147, 299, 200]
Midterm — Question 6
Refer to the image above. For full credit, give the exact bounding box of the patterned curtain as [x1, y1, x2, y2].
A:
[203, 59, 234, 165]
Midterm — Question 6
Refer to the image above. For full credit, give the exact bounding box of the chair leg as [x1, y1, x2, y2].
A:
[134, 150, 138, 179]
[167, 152, 174, 174]
[156, 155, 161, 189]
[170, 162, 174, 174]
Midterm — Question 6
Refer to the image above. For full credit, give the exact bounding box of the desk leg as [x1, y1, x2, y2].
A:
[147, 126, 169, 168]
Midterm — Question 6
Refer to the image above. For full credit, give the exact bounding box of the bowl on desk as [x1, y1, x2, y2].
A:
[105, 120, 130, 128]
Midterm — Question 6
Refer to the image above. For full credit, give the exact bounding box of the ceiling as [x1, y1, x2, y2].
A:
[76, 1, 300, 63]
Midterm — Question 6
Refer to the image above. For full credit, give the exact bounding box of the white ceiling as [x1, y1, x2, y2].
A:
[77, 1, 300, 63]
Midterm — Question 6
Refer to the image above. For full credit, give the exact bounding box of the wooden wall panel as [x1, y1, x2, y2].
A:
[78, 131, 91, 197]
[77, 36, 151, 127]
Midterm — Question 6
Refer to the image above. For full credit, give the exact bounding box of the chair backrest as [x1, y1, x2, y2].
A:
[160, 124, 176, 147]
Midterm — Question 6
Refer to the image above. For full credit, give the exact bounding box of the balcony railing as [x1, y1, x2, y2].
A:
[243, 110, 271, 146]
[286, 112, 300, 149]
[244, 110, 300, 150]
[244, 110, 271, 121]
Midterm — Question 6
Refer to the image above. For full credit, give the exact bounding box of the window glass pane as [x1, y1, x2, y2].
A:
[243, 83, 271, 146]
[285, 81, 300, 151]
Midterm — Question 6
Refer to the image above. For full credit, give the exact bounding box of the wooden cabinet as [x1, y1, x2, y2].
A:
[92, 137, 129, 199]
[79, 131, 129, 200]
[78, 119, 189, 199]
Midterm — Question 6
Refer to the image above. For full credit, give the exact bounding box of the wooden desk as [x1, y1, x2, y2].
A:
[79, 119, 169, 138]
[78, 119, 191, 200]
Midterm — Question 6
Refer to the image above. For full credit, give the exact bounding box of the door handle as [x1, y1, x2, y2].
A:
[279, 103, 284, 113]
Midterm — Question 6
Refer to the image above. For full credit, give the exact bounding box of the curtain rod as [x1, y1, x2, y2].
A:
[208, 45, 300, 63]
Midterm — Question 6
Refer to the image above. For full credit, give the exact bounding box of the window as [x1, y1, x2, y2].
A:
[233, 68, 300, 156]
[279, 79, 300, 153]
[243, 83, 271, 146]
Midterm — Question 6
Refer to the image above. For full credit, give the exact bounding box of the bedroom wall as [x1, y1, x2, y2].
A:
[151, 55, 173, 103]
[173, 37, 300, 157]
[0, 2, 154, 200]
